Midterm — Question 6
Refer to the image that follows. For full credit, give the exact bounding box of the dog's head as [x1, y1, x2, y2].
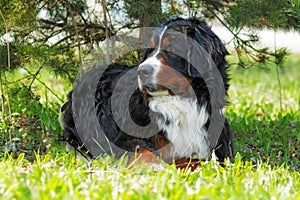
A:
[137, 18, 228, 99]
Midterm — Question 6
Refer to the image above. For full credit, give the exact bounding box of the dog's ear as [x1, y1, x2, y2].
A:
[187, 39, 210, 78]
[186, 23, 207, 78]
[187, 21, 226, 78]
[187, 64, 201, 78]
[187, 48, 199, 77]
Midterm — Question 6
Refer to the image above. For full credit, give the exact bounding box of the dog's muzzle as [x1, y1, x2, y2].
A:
[137, 64, 156, 92]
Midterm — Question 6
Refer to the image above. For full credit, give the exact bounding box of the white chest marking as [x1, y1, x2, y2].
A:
[149, 96, 210, 159]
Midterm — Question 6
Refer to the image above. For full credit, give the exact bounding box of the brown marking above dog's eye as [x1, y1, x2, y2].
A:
[150, 38, 156, 48]
[162, 37, 170, 46]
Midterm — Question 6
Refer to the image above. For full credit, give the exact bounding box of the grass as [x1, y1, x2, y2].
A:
[1, 153, 299, 200]
[0, 54, 300, 199]
[226, 55, 300, 170]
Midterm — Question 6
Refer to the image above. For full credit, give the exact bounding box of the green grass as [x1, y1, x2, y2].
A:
[226, 55, 300, 170]
[1, 153, 299, 200]
[0, 66, 70, 160]
[0, 55, 300, 199]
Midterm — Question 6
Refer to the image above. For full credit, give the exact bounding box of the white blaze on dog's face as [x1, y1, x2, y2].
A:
[137, 56, 162, 93]
[137, 26, 167, 94]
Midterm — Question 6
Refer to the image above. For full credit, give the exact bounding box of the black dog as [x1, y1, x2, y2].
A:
[61, 18, 234, 166]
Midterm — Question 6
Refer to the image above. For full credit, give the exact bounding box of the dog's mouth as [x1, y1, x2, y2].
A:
[147, 90, 170, 97]
[142, 90, 170, 105]
[142, 89, 170, 103]
[140, 83, 175, 104]
[141, 84, 173, 97]
[141, 85, 173, 104]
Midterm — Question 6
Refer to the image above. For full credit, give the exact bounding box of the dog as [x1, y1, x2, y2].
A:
[61, 18, 234, 169]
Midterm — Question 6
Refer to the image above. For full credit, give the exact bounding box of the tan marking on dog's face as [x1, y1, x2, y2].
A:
[156, 61, 193, 97]
[150, 38, 156, 48]
[162, 37, 170, 46]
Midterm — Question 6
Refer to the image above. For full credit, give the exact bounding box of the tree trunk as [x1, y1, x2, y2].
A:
[101, 0, 110, 64]
[138, 0, 162, 61]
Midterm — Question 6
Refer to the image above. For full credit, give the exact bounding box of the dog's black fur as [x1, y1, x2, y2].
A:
[61, 18, 234, 163]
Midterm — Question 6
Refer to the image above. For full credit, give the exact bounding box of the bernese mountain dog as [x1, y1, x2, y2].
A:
[61, 18, 234, 169]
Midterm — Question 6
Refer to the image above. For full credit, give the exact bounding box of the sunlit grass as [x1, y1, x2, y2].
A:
[226, 54, 300, 170]
[227, 59, 300, 119]
[0, 153, 299, 200]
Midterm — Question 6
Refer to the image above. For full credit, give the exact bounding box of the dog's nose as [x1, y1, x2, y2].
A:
[138, 64, 153, 78]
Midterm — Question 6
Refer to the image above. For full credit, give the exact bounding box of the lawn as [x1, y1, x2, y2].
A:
[0, 54, 299, 199]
